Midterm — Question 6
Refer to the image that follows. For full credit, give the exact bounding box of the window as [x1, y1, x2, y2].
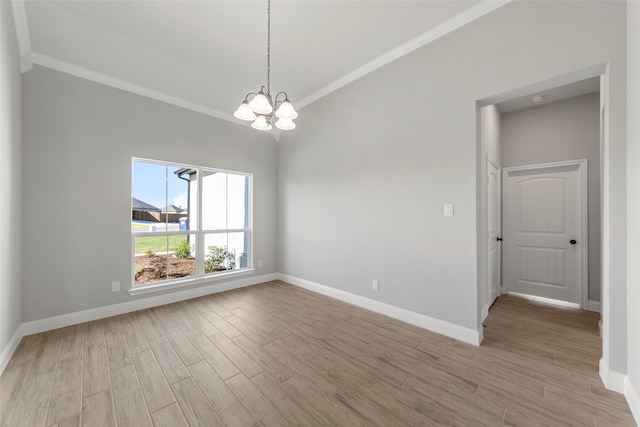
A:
[132, 159, 252, 288]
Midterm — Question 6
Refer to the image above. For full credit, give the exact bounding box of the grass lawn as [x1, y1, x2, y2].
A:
[135, 235, 186, 255]
[131, 223, 149, 230]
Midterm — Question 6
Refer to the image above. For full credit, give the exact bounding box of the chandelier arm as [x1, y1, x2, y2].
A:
[243, 92, 258, 101]
[273, 91, 289, 106]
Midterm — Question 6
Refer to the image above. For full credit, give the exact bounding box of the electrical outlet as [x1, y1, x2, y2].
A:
[373, 280, 379, 291]
[258, 260, 263, 268]
[111, 281, 120, 292]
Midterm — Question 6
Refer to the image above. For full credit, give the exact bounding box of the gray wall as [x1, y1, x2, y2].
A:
[21, 66, 278, 321]
[277, 0, 627, 370]
[500, 92, 601, 302]
[0, 2, 23, 355]
[626, 0, 640, 415]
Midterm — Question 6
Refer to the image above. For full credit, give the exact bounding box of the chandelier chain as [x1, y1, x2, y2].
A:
[267, 0, 271, 96]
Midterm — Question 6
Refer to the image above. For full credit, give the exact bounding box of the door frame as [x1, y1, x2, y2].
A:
[502, 159, 589, 309]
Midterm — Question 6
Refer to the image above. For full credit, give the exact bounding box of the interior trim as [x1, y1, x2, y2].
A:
[31, 53, 239, 125]
[0, 272, 278, 375]
[0, 324, 23, 374]
[296, 0, 514, 109]
[278, 273, 482, 346]
[600, 357, 626, 393]
[9, 0, 32, 73]
[22, 1, 514, 129]
[625, 376, 640, 425]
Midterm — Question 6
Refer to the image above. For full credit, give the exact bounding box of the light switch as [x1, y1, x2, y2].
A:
[444, 204, 454, 217]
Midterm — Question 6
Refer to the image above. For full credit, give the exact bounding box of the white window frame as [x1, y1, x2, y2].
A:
[130, 158, 253, 295]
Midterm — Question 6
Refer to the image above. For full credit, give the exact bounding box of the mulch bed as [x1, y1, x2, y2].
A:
[135, 254, 195, 284]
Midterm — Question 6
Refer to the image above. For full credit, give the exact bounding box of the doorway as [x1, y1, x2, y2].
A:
[477, 71, 604, 332]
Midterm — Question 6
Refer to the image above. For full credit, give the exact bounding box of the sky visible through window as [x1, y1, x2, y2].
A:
[132, 161, 188, 210]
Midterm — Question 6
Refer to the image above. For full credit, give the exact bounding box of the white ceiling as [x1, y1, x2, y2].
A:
[19, 0, 511, 125]
[496, 77, 600, 114]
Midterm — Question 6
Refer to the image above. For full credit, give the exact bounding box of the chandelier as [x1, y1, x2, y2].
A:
[233, 0, 298, 131]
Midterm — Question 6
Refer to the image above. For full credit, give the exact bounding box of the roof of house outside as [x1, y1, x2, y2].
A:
[132, 197, 161, 212]
[161, 204, 186, 214]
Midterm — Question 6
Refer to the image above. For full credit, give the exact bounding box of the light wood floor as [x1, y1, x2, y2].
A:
[0, 281, 635, 426]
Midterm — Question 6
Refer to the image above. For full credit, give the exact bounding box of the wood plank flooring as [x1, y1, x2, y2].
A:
[0, 281, 636, 426]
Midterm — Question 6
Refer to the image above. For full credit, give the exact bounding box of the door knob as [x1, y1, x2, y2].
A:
[570, 239, 577, 245]
[497, 237, 503, 242]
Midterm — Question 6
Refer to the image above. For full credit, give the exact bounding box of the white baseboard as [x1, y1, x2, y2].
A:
[626, 376, 640, 426]
[278, 273, 482, 346]
[587, 300, 602, 313]
[0, 273, 278, 375]
[21, 273, 278, 336]
[481, 304, 489, 322]
[0, 325, 24, 374]
[599, 357, 626, 393]
[0, 273, 279, 374]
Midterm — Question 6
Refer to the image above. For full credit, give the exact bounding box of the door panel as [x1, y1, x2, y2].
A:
[519, 179, 565, 233]
[487, 159, 501, 307]
[504, 163, 584, 305]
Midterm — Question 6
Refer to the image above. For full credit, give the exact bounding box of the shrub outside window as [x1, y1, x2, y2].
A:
[132, 159, 252, 287]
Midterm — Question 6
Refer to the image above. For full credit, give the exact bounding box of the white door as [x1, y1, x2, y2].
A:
[487, 158, 501, 307]
[503, 161, 586, 305]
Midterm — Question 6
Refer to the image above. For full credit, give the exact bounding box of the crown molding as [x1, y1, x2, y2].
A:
[10, 0, 32, 73]
[31, 53, 243, 125]
[27, 0, 513, 132]
[30, 53, 288, 137]
[296, 0, 514, 109]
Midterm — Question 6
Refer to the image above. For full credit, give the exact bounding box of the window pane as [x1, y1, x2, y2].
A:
[203, 232, 249, 274]
[134, 234, 195, 285]
[203, 233, 228, 273]
[172, 167, 197, 231]
[132, 161, 167, 232]
[134, 234, 168, 256]
[134, 235, 169, 285]
[228, 231, 249, 270]
[202, 170, 227, 230]
[227, 173, 249, 229]
[167, 234, 196, 281]
[166, 166, 192, 231]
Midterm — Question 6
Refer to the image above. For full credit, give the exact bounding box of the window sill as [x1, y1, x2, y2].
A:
[128, 268, 256, 296]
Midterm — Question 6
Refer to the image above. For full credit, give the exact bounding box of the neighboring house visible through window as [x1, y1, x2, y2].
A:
[131, 158, 252, 288]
